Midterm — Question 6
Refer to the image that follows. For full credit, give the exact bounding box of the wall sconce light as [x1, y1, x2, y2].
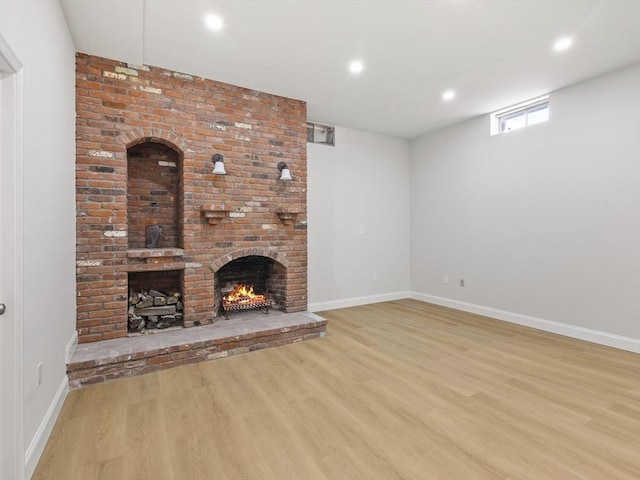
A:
[212, 153, 226, 175]
[277, 161, 292, 181]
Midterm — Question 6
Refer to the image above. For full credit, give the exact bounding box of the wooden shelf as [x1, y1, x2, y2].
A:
[201, 204, 229, 225]
[274, 206, 302, 225]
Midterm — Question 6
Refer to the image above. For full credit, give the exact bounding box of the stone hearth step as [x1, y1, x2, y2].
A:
[67, 311, 327, 388]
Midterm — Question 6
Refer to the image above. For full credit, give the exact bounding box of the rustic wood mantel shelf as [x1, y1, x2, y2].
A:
[201, 205, 230, 225]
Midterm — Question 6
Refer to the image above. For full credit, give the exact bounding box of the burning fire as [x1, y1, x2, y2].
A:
[223, 284, 267, 305]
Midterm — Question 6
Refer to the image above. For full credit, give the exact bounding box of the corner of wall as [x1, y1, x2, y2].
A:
[65, 330, 78, 364]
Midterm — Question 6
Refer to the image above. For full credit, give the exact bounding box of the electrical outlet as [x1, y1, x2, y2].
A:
[372, 272, 378, 281]
[37, 363, 43, 387]
[459, 279, 465, 287]
[443, 275, 449, 285]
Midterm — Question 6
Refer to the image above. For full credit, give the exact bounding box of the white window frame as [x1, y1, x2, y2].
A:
[490, 95, 549, 136]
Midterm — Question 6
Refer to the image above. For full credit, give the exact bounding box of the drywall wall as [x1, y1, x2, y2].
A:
[308, 126, 411, 310]
[0, 1, 76, 476]
[410, 63, 640, 345]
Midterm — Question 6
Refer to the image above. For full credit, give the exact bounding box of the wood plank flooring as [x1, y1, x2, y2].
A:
[33, 299, 640, 479]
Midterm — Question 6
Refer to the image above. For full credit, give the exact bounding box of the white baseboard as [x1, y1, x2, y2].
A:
[308, 291, 410, 313]
[65, 330, 78, 364]
[410, 292, 640, 353]
[25, 376, 69, 479]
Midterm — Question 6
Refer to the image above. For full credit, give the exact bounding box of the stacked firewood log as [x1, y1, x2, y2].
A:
[128, 289, 183, 332]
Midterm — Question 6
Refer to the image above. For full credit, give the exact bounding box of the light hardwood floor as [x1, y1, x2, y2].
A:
[34, 300, 640, 480]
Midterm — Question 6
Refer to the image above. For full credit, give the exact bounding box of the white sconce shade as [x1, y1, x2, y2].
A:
[280, 168, 292, 181]
[277, 161, 292, 181]
[212, 153, 226, 175]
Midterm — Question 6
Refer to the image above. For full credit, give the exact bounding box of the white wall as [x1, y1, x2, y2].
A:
[410, 63, 640, 347]
[308, 126, 411, 311]
[0, 1, 76, 476]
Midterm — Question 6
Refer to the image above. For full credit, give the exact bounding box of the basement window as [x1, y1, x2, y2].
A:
[490, 95, 549, 135]
[307, 122, 335, 146]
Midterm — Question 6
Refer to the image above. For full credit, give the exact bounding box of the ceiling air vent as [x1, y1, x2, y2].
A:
[307, 122, 335, 146]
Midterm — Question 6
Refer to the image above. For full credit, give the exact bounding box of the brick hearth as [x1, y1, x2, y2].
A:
[68, 311, 327, 388]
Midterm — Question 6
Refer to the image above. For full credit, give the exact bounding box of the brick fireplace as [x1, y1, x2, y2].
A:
[71, 53, 323, 385]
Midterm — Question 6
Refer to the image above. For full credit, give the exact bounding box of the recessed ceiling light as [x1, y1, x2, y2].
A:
[553, 36, 573, 52]
[349, 60, 364, 75]
[205, 13, 224, 32]
[442, 89, 456, 101]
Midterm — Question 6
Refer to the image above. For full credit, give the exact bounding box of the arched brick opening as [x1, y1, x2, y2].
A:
[122, 131, 190, 333]
[118, 126, 190, 153]
[210, 248, 290, 273]
[210, 249, 290, 318]
[126, 140, 183, 249]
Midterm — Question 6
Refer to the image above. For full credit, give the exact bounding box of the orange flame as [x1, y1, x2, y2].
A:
[223, 284, 266, 304]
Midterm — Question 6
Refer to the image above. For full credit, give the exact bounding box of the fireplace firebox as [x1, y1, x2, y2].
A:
[214, 255, 286, 319]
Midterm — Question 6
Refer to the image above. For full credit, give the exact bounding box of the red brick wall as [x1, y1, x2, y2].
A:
[75, 53, 308, 343]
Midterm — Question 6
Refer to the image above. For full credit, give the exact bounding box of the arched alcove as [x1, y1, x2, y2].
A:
[127, 140, 183, 249]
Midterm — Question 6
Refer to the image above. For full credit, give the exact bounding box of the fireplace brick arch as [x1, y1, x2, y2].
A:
[118, 126, 190, 153]
[209, 248, 290, 273]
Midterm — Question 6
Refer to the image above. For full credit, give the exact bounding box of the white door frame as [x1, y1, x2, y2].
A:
[0, 33, 24, 480]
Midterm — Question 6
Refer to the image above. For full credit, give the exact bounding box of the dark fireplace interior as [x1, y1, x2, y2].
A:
[215, 256, 287, 318]
[128, 270, 184, 333]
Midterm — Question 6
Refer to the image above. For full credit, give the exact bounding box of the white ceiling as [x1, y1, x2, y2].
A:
[60, 0, 640, 139]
